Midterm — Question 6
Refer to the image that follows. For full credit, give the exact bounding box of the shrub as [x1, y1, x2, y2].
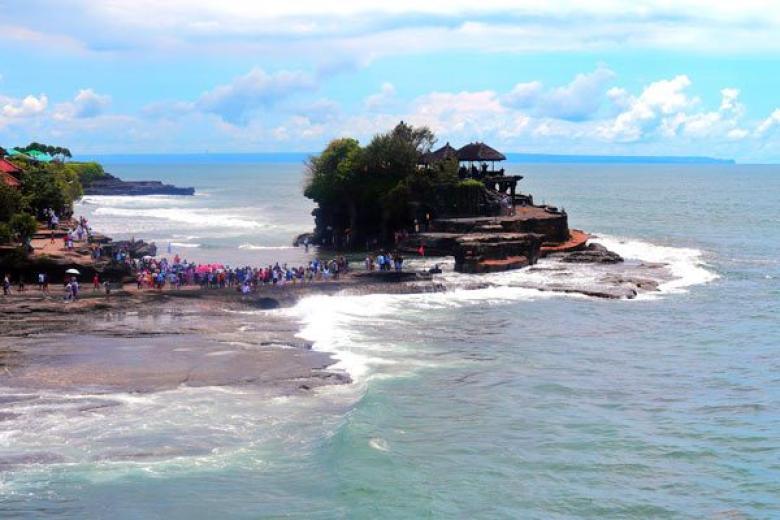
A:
[9, 213, 38, 241]
[0, 222, 11, 244]
[457, 178, 484, 189]
[65, 162, 108, 184]
[0, 183, 22, 222]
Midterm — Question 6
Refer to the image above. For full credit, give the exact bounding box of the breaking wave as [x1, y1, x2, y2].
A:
[594, 234, 719, 293]
[285, 233, 719, 384]
[93, 207, 268, 230]
[238, 244, 296, 250]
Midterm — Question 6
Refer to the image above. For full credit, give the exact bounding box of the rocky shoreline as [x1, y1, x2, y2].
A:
[0, 275, 445, 396]
[83, 172, 194, 196]
[0, 248, 672, 398]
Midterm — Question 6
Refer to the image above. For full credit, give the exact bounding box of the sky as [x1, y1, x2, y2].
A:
[1, 1, 780, 162]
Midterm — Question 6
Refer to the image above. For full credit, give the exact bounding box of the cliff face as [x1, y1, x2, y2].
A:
[401, 206, 574, 273]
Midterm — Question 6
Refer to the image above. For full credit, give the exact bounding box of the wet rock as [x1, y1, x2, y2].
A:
[245, 297, 281, 309]
[551, 284, 637, 299]
[601, 275, 660, 292]
[561, 242, 623, 264]
[640, 262, 668, 269]
[103, 239, 157, 259]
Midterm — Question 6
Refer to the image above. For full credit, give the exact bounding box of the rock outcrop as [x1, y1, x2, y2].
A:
[402, 205, 574, 273]
[560, 242, 623, 264]
[102, 239, 157, 259]
[83, 173, 194, 196]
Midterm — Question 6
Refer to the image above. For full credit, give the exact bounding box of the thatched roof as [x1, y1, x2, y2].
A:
[456, 142, 506, 162]
[419, 142, 458, 165]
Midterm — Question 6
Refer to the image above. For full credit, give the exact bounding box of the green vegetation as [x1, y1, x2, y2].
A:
[0, 142, 103, 248]
[304, 122, 487, 248]
[0, 184, 22, 222]
[15, 160, 82, 216]
[0, 223, 11, 244]
[9, 213, 38, 242]
[65, 161, 109, 184]
[14, 142, 72, 160]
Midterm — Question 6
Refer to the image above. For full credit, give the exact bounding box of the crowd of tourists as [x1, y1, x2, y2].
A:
[364, 251, 405, 271]
[131, 254, 353, 293]
[1, 211, 419, 301]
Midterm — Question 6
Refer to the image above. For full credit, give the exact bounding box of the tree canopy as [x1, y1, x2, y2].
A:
[303, 121, 480, 248]
[0, 142, 85, 248]
[14, 142, 72, 160]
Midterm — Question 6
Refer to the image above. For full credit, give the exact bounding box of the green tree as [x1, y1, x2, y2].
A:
[304, 121, 439, 246]
[0, 222, 11, 244]
[66, 161, 107, 184]
[10, 213, 38, 241]
[19, 165, 70, 217]
[0, 183, 22, 222]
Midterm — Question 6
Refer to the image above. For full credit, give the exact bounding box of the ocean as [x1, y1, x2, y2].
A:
[1, 160, 778, 518]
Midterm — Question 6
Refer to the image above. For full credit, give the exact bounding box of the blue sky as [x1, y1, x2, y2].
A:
[1, 1, 780, 162]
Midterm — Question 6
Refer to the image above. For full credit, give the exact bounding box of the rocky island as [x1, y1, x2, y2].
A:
[82, 171, 195, 196]
[302, 122, 601, 274]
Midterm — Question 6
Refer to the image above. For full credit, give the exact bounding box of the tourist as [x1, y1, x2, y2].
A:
[93, 273, 100, 292]
[70, 277, 79, 300]
[394, 253, 404, 272]
[2, 274, 10, 296]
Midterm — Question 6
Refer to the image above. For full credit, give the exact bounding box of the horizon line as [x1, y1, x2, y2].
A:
[74, 151, 741, 165]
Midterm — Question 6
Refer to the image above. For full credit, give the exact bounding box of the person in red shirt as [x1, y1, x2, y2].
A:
[93, 273, 100, 292]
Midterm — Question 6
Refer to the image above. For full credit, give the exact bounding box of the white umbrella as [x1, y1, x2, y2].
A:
[65, 268, 80, 275]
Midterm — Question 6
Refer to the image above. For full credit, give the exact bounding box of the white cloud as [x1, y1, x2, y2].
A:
[503, 66, 615, 121]
[0, 94, 48, 124]
[72, 89, 111, 118]
[194, 68, 316, 124]
[364, 82, 397, 111]
[542, 65, 615, 121]
[503, 81, 543, 109]
[54, 88, 111, 120]
[4, 2, 780, 61]
[720, 88, 742, 113]
[273, 116, 325, 142]
[727, 128, 749, 140]
[407, 90, 505, 136]
[756, 109, 780, 136]
[606, 87, 632, 111]
[598, 75, 696, 142]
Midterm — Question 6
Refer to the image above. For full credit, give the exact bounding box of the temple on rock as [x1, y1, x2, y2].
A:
[407, 141, 587, 273]
[303, 123, 587, 274]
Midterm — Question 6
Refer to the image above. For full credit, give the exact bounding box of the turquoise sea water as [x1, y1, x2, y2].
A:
[2, 162, 779, 518]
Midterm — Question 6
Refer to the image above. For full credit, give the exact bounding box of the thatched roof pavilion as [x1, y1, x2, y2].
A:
[456, 142, 506, 162]
[419, 142, 458, 165]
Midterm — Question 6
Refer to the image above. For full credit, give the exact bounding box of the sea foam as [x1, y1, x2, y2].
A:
[285, 233, 719, 383]
[594, 234, 719, 293]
